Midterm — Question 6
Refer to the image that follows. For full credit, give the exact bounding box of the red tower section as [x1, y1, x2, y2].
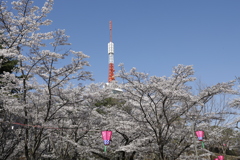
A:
[108, 63, 115, 82]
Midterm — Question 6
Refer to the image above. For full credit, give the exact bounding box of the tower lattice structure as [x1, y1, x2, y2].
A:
[108, 21, 115, 82]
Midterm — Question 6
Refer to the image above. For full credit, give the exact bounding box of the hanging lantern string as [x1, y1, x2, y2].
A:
[0, 120, 100, 131]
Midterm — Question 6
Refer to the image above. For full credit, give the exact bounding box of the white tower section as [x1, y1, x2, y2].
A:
[108, 42, 114, 63]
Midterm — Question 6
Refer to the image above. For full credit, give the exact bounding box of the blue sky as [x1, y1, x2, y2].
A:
[33, 0, 240, 86]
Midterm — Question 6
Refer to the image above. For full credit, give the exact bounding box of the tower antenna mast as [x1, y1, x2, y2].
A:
[108, 21, 115, 82]
[109, 21, 112, 42]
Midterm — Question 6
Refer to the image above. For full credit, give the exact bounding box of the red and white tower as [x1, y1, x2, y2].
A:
[108, 21, 115, 82]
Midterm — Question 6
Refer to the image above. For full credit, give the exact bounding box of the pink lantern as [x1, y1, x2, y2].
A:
[218, 155, 224, 160]
[195, 130, 204, 141]
[101, 130, 112, 145]
[214, 159, 219, 160]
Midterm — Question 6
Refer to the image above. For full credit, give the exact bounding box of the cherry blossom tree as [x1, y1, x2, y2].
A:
[66, 65, 238, 160]
[114, 64, 236, 160]
[0, 0, 92, 159]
